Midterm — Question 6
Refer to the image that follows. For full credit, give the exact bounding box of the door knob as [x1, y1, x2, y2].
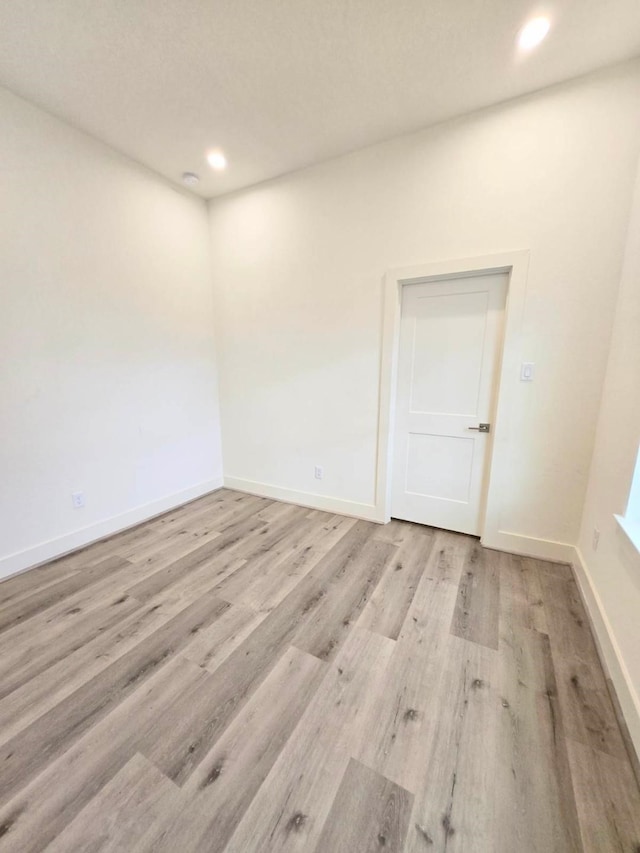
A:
[468, 423, 490, 433]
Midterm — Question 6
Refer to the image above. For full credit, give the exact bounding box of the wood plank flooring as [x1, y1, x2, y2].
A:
[0, 489, 639, 852]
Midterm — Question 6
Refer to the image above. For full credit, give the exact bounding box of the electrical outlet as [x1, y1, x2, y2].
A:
[592, 527, 600, 551]
[72, 491, 85, 509]
[314, 466, 323, 480]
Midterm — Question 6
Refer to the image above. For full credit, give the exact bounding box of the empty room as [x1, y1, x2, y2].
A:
[1, 1, 640, 850]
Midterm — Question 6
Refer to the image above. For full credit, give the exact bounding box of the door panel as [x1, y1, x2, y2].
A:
[409, 289, 488, 415]
[391, 272, 507, 535]
[405, 433, 474, 501]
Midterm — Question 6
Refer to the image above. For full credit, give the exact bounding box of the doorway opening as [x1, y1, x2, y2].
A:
[375, 251, 529, 546]
[391, 271, 506, 535]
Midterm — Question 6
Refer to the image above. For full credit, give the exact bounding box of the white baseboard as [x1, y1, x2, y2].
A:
[481, 530, 574, 563]
[571, 546, 640, 763]
[224, 476, 383, 523]
[0, 477, 224, 582]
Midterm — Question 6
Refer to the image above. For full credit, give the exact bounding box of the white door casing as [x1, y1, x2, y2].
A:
[391, 272, 507, 535]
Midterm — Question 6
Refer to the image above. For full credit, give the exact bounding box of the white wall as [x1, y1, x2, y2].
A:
[209, 61, 640, 556]
[0, 85, 223, 578]
[575, 154, 640, 756]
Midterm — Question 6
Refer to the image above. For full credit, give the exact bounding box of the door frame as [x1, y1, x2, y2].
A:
[375, 250, 530, 548]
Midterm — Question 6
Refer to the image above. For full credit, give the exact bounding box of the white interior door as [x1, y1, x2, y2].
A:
[391, 272, 507, 535]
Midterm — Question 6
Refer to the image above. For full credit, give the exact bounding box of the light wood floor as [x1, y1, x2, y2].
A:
[1, 490, 639, 852]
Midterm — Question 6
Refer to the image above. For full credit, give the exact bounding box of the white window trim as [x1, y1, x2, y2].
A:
[614, 514, 640, 553]
[615, 442, 640, 554]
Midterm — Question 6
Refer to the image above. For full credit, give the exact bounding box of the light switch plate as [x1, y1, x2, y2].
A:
[520, 362, 535, 381]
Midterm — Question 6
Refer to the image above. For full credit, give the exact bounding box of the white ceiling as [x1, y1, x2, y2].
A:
[1, 1, 639, 199]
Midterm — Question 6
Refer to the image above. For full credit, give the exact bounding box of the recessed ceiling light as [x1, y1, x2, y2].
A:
[207, 150, 227, 171]
[181, 171, 200, 186]
[518, 16, 551, 51]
